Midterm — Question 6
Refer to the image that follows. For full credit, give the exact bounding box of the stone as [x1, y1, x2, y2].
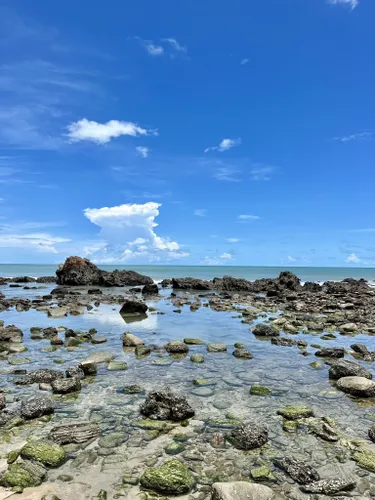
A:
[0, 461, 46, 489]
[211, 482, 275, 500]
[20, 440, 66, 467]
[310, 419, 338, 442]
[228, 422, 268, 450]
[91, 335, 107, 344]
[66, 366, 85, 380]
[136, 345, 153, 357]
[207, 343, 227, 353]
[172, 277, 212, 290]
[120, 299, 148, 316]
[85, 352, 114, 364]
[193, 378, 216, 386]
[79, 360, 98, 375]
[140, 388, 195, 421]
[353, 449, 375, 471]
[50, 336, 64, 345]
[250, 466, 275, 482]
[137, 419, 169, 431]
[15, 369, 64, 386]
[336, 376, 375, 397]
[351, 343, 371, 358]
[98, 432, 127, 448]
[122, 332, 144, 347]
[190, 354, 205, 364]
[340, 322, 358, 333]
[252, 324, 280, 337]
[277, 405, 314, 420]
[369, 424, 375, 442]
[50, 422, 100, 444]
[52, 377, 81, 394]
[250, 385, 271, 396]
[164, 442, 185, 455]
[0, 325, 23, 343]
[191, 387, 214, 397]
[47, 307, 68, 318]
[142, 283, 159, 294]
[274, 457, 320, 484]
[300, 478, 356, 494]
[315, 347, 345, 358]
[184, 338, 205, 345]
[140, 459, 196, 495]
[21, 396, 55, 419]
[0, 392, 5, 410]
[108, 361, 128, 371]
[123, 384, 144, 394]
[165, 341, 189, 354]
[329, 359, 372, 380]
[310, 361, 322, 369]
[233, 348, 253, 359]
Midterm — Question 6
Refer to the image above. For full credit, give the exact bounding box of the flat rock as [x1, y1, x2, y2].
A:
[315, 347, 345, 358]
[277, 405, 314, 420]
[211, 481, 275, 500]
[329, 359, 372, 380]
[86, 352, 114, 364]
[122, 333, 144, 347]
[336, 376, 375, 397]
[50, 422, 100, 444]
[191, 387, 214, 397]
[91, 335, 107, 344]
[300, 478, 356, 494]
[232, 348, 253, 359]
[207, 343, 227, 353]
[274, 457, 320, 484]
[47, 307, 68, 318]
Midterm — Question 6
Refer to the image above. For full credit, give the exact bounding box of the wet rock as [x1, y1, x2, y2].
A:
[300, 477, 356, 494]
[233, 348, 253, 359]
[136, 345, 153, 357]
[140, 388, 195, 421]
[336, 376, 375, 397]
[228, 422, 268, 450]
[50, 421, 100, 444]
[165, 341, 189, 354]
[21, 395, 55, 419]
[20, 439, 66, 467]
[310, 361, 322, 369]
[85, 352, 114, 364]
[191, 354, 205, 364]
[15, 369, 64, 385]
[120, 299, 148, 316]
[0, 460, 46, 489]
[250, 466, 276, 482]
[303, 281, 322, 292]
[172, 277, 212, 290]
[207, 343, 227, 353]
[79, 360, 98, 375]
[99, 432, 127, 448]
[252, 324, 280, 337]
[0, 393, 5, 410]
[37, 276, 56, 283]
[140, 459, 196, 495]
[142, 283, 159, 294]
[277, 405, 314, 420]
[340, 322, 358, 333]
[91, 335, 107, 344]
[211, 481, 275, 500]
[184, 338, 205, 345]
[310, 419, 339, 441]
[47, 307, 68, 318]
[274, 456, 320, 484]
[315, 347, 345, 358]
[0, 325, 23, 342]
[369, 424, 375, 442]
[122, 332, 144, 347]
[191, 387, 214, 397]
[108, 360, 128, 371]
[123, 384, 144, 394]
[353, 449, 375, 471]
[66, 366, 85, 380]
[43, 327, 59, 338]
[164, 442, 185, 455]
[351, 343, 372, 358]
[51, 335, 64, 345]
[329, 359, 372, 380]
[271, 337, 297, 347]
[52, 377, 81, 394]
[250, 385, 271, 396]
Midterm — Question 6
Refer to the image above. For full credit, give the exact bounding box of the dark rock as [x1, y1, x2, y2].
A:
[50, 336, 64, 346]
[43, 327, 59, 338]
[15, 369, 64, 385]
[120, 299, 148, 316]
[271, 337, 298, 347]
[66, 366, 85, 380]
[277, 271, 301, 291]
[88, 288, 102, 295]
[0, 393, 5, 410]
[329, 359, 372, 380]
[142, 283, 159, 295]
[11, 276, 36, 283]
[165, 341, 189, 354]
[218, 276, 253, 292]
[252, 324, 280, 337]
[21, 396, 55, 419]
[232, 349, 253, 359]
[303, 282, 322, 292]
[172, 277, 212, 290]
[228, 422, 268, 450]
[50, 422, 100, 444]
[274, 457, 320, 485]
[36, 276, 57, 283]
[315, 347, 345, 358]
[369, 424, 375, 443]
[0, 325, 23, 343]
[140, 389, 195, 421]
[300, 478, 356, 495]
[79, 360, 97, 375]
[52, 378, 81, 394]
[351, 343, 372, 358]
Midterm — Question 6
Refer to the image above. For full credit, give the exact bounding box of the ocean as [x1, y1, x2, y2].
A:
[0, 263, 374, 282]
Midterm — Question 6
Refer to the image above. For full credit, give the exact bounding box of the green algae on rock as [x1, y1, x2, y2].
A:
[250, 465, 276, 482]
[277, 405, 314, 420]
[190, 354, 205, 364]
[353, 449, 375, 471]
[250, 385, 271, 396]
[20, 440, 66, 467]
[0, 461, 46, 489]
[164, 442, 185, 455]
[140, 459, 196, 494]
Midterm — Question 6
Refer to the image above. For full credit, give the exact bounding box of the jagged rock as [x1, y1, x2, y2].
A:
[15, 369, 64, 385]
[310, 420, 339, 442]
[303, 281, 322, 292]
[11, 276, 36, 283]
[0, 325, 23, 342]
[336, 376, 375, 397]
[329, 359, 372, 380]
[165, 341, 189, 354]
[274, 457, 319, 484]
[20, 439, 66, 467]
[140, 459, 196, 495]
[351, 343, 372, 358]
[0, 393, 5, 410]
[252, 324, 280, 337]
[211, 482, 275, 500]
[172, 277, 212, 290]
[142, 283, 159, 294]
[140, 389, 195, 421]
[50, 422, 100, 444]
[300, 478, 356, 494]
[228, 422, 268, 450]
[315, 347, 345, 358]
[36, 276, 56, 283]
[120, 299, 148, 316]
[218, 276, 254, 292]
[66, 366, 85, 380]
[52, 378, 81, 394]
[122, 333, 145, 347]
[232, 348, 253, 359]
[21, 395, 55, 419]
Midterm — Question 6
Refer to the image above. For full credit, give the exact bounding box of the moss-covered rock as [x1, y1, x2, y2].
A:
[184, 338, 204, 345]
[310, 361, 323, 369]
[140, 459, 195, 494]
[20, 439, 66, 467]
[277, 405, 314, 420]
[0, 461, 46, 489]
[250, 465, 276, 482]
[190, 354, 204, 364]
[250, 385, 271, 396]
[7, 449, 20, 464]
[164, 442, 185, 455]
[107, 361, 128, 371]
[137, 419, 169, 432]
[283, 420, 298, 433]
[353, 449, 375, 471]
[192, 378, 216, 386]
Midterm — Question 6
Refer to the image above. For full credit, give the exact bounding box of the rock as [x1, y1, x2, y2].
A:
[120, 299, 148, 316]
[66, 366, 85, 380]
[15, 369, 64, 386]
[233, 348, 253, 359]
[0, 460, 46, 489]
[303, 281, 322, 292]
[122, 332, 145, 347]
[184, 338, 205, 345]
[190, 354, 205, 363]
[123, 384, 144, 394]
[0, 325, 23, 342]
[50, 422, 100, 444]
[0, 393, 5, 410]
[250, 466, 276, 482]
[353, 449, 375, 471]
[79, 360, 98, 375]
[336, 376, 375, 397]
[50, 335, 64, 345]
[56, 256, 153, 286]
[136, 345, 153, 357]
[274, 457, 320, 484]
[37, 276, 56, 283]
[211, 481, 275, 500]
[252, 324, 280, 337]
[228, 422, 268, 450]
[91, 335, 107, 344]
[369, 424, 375, 442]
[43, 327, 59, 338]
[340, 322, 358, 333]
[52, 377, 81, 394]
[85, 352, 114, 364]
[142, 283, 159, 294]
[21, 396, 55, 419]
[271, 337, 297, 347]
[250, 385, 271, 396]
[193, 378, 216, 386]
[108, 361, 127, 371]
[310, 420, 339, 442]
[315, 347, 345, 358]
[277, 405, 314, 420]
[20, 440, 66, 467]
[165, 341, 189, 354]
[98, 432, 127, 448]
[300, 478, 356, 494]
[310, 361, 322, 369]
[47, 307, 68, 318]
[207, 343, 227, 353]
[140, 388, 195, 421]
[164, 442, 185, 455]
[329, 359, 372, 380]
[140, 459, 196, 495]
[172, 277, 212, 290]
[191, 387, 214, 397]
[351, 343, 372, 358]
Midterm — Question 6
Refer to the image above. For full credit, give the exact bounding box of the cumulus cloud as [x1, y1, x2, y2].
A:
[144, 42, 164, 56]
[345, 253, 361, 263]
[83, 201, 188, 263]
[194, 209, 207, 217]
[136, 146, 149, 158]
[238, 214, 260, 222]
[162, 38, 187, 53]
[205, 138, 241, 153]
[67, 119, 157, 144]
[328, 0, 359, 10]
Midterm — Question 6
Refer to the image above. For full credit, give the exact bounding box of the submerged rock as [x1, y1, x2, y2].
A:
[0, 460, 46, 489]
[233, 348, 253, 359]
[15, 369, 64, 386]
[250, 385, 271, 396]
[140, 388, 195, 421]
[140, 459, 196, 495]
[184, 338, 205, 345]
[66, 365, 85, 380]
[50, 422, 100, 444]
[0, 393, 5, 410]
[190, 354, 205, 364]
[21, 395, 55, 419]
[329, 359, 372, 380]
[85, 352, 114, 364]
[252, 324, 280, 337]
[52, 377, 81, 394]
[207, 343, 227, 353]
[277, 405, 314, 420]
[211, 481, 275, 500]
[165, 341, 189, 354]
[120, 299, 148, 316]
[79, 360, 98, 375]
[300, 477, 356, 494]
[369, 424, 375, 442]
[315, 347, 345, 358]
[122, 332, 144, 347]
[353, 449, 375, 471]
[228, 422, 268, 450]
[336, 376, 375, 397]
[20, 439, 66, 467]
[274, 456, 320, 484]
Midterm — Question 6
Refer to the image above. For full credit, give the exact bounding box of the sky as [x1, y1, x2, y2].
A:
[0, 0, 374, 267]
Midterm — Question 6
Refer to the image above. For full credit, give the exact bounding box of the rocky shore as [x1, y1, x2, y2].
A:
[1, 257, 375, 499]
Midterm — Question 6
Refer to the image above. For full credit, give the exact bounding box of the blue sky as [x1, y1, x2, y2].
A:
[0, 0, 374, 266]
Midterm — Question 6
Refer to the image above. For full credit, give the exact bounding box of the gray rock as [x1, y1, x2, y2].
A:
[119, 299, 148, 316]
[50, 422, 100, 444]
[369, 424, 375, 442]
[232, 348, 253, 359]
[207, 343, 227, 353]
[21, 395, 55, 419]
[336, 376, 375, 397]
[274, 457, 320, 484]
[228, 422, 268, 450]
[52, 378, 81, 394]
[351, 343, 371, 358]
[91, 335, 107, 344]
[140, 388, 195, 421]
[165, 341, 189, 354]
[85, 352, 114, 364]
[0, 325, 23, 343]
[66, 366, 85, 380]
[191, 387, 214, 397]
[252, 324, 280, 337]
[79, 360, 98, 375]
[15, 369, 64, 386]
[211, 482, 275, 500]
[190, 354, 205, 364]
[47, 307, 68, 318]
[122, 333, 144, 347]
[300, 478, 356, 494]
[329, 359, 372, 380]
[315, 347, 345, 358]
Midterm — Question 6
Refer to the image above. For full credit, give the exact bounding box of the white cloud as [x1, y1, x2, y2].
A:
[162, 38, 187, 53]
[250, 165, 275, 181]
[240, 58, 249, 65]
[332, 131, 372, 142]
[328, 0, 359, 10]
[345, 253, 361, 263]
[83, 201, 188, 263]
[0, 232, 70, 253]
[226, 238, 240, 243]
[287, 255, 297, 263]
[213, 166, 240, 182]
[67, 118, 157, 144]
[201, 252, 234, 265]
[238, 214, 260, 222]
[136, 37, 187, 57]
[205, 138, 242, 153]
[136, 146, 149, 158]
[144, 42, 164, 56]
[194, 209, 207, 217]
[220, 252, 233, 260]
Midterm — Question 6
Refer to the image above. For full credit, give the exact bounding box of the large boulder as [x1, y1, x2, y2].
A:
[140, 459, 196, 495]
[329, 359, 372, 380]
[50, 422, 100, 444]
[120, 299, 148, 316]
[140, 389, 195, 421]
[211, 482, 275, 500]
[56, 256, 153, 286]
[142, 283, 159, 295]
[0, 325, 23, 343]
[274, 457, 320, 485]
[228, 422, 268, 450]
[336, 376, 375, 397]
[21, 395, 55, 419]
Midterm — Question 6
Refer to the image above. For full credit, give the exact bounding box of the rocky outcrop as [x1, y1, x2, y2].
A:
[50, 422, 100, 444]
[56, 256, 153, 286]
[142, 283, 159, 295]
[329, 359, 372, 380]
[228, 422, 268, 450]
[21, 395, 55, 419]
[211, 482, 275, 500]
[274, 457, 320, 484]
[172, 277, 212, 290]
[140, 389, 195, 421]
[336, 376, 375, 397]
[120, 299, 148, 316]
[36, 276, 57, 283]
